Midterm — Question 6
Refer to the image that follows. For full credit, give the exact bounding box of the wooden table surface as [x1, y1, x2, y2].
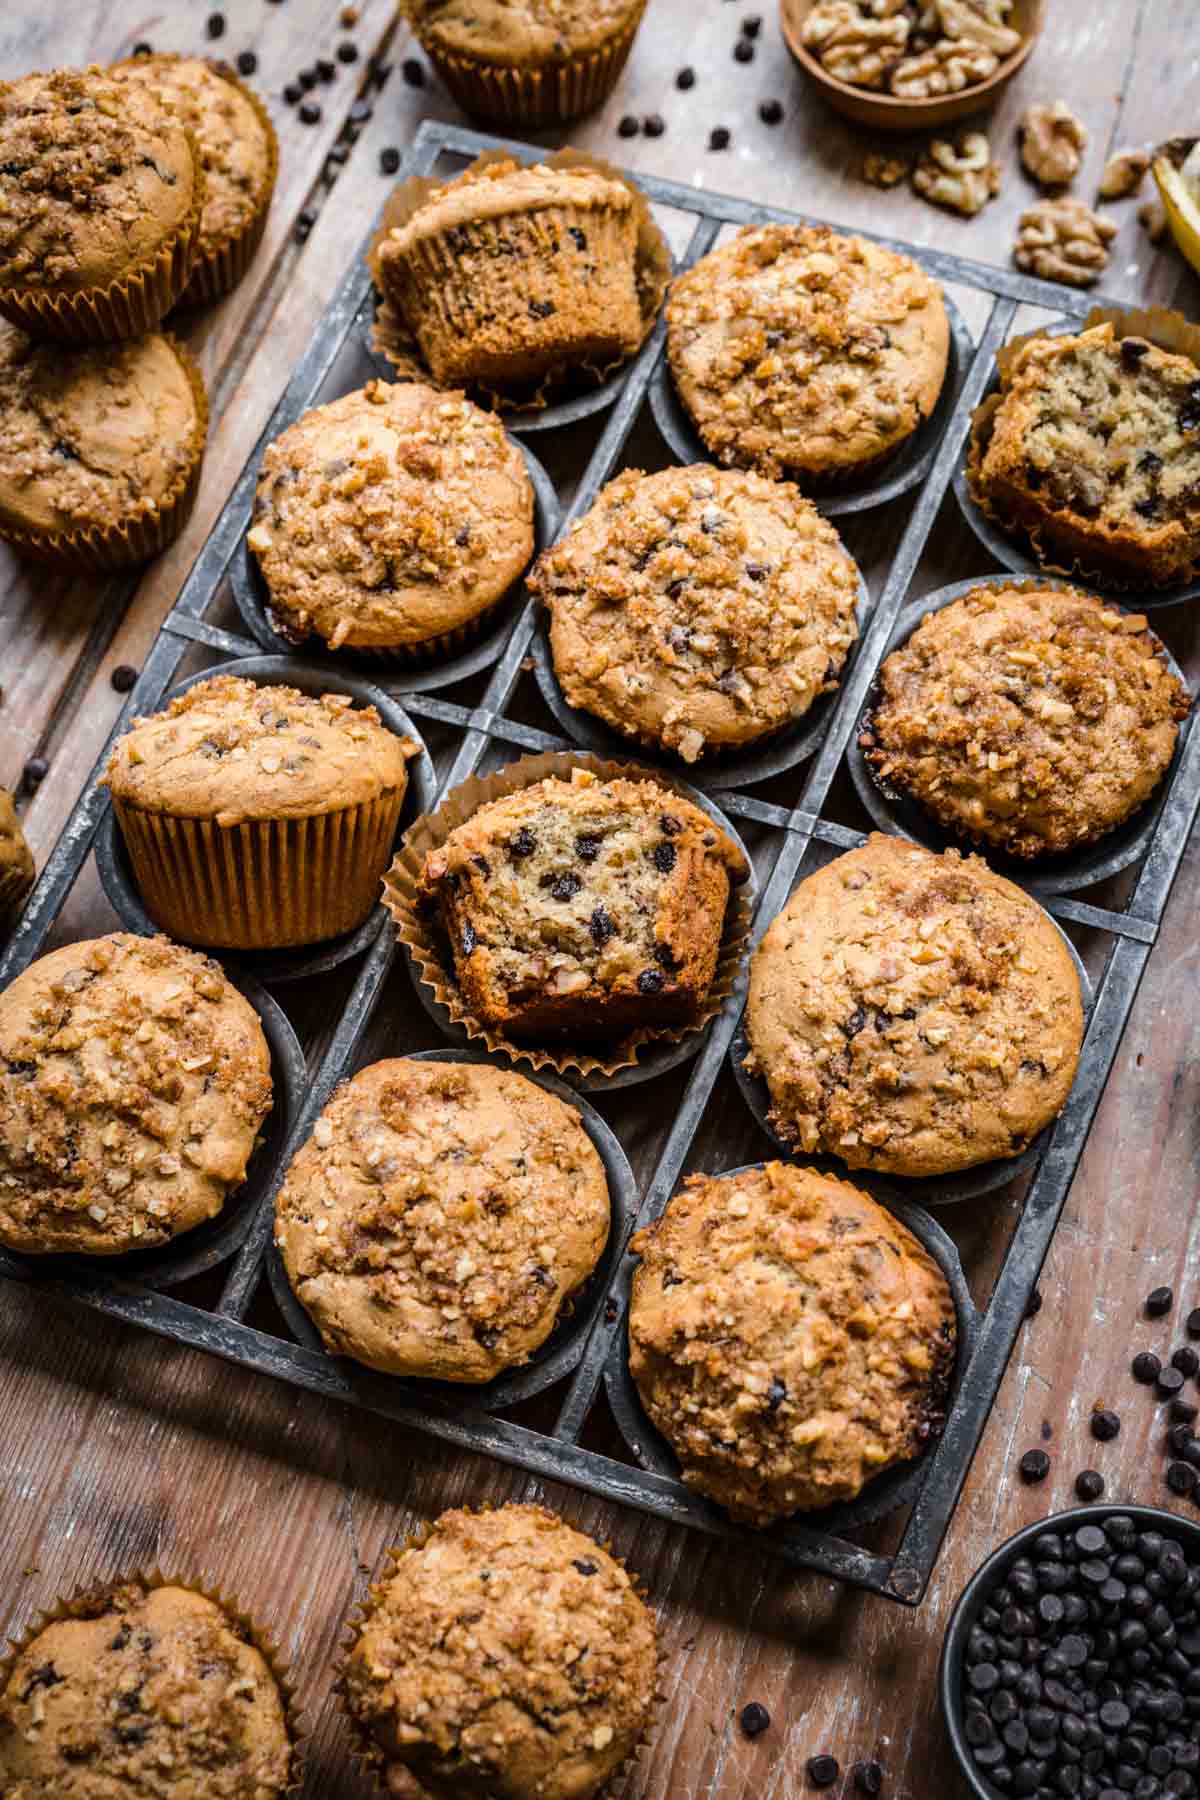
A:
[2, 3, 1200, 1796]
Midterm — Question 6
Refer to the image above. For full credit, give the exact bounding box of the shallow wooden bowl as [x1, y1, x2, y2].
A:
[780, 0, 1045, 132]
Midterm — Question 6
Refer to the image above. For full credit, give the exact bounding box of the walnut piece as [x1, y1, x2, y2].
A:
[861, 149, 912, 187]
[1097, 147, 1150, 201]
[889, 37, 997, 97]
[1013, 197, 1118, 286]
[1018, 101, 1089, 188]
[935, 0, 1022, 56]
[801, 0, 911, 88]
[913, 133, 1001, 216]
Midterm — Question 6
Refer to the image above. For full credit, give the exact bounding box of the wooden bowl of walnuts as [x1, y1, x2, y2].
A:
[780, 0, 1045, 132]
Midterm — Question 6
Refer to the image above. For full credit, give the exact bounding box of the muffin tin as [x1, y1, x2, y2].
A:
[3, 120, 1199, 1606]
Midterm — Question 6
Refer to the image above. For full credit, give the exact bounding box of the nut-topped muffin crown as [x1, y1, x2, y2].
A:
[406, 0, 646, 63]
[105, 674, 418, 825]
[0, 66, 198, 294]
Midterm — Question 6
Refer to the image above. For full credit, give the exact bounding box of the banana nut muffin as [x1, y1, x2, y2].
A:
[628, 1162, 956, 1525]
[342, 1504, 658, 1800]
[861, 584, 1189, 859]
[416, 767, 749, 1041]
[745, 834, 1084, 1178]
[0, 320, 207, 567]
[0, 1579, 295, 1797]
[0, 933, 271, 1257]
[968, 323, 1200, 586]
[666, 224, 949, 483]
[105, 675, 419, 950]
[246, 381, 534, 655]
[375, 160, 642, 391]
[529, 465, 861, 762]
[275, 1057, 610, 1382]
[111, 52, 276, 302]
[0, 789, 35, 924]
[0, 65, 201, 341]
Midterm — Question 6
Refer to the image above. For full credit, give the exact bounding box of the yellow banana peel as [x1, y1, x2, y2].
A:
[1154, 136, 1200, 277]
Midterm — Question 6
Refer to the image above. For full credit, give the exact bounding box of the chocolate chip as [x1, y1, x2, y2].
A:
[741, 1701, 770, 1739]
[317, 58, 336, 80]
[1138, 449, 1163, 475]
[380, 147, 401, 174]
[1091, 1408, 1121, 1441]
[1172, 1345, 1199, 1377]
[22, 756, 47, 790]
[734, 38, 754, 60]
[709, 126, 731, 150]
[676, 67, 696, 89]
[568, 226, 587, 250]
[759, 98, 783, 125]
[1020, 1449, 1050, 1483]
[643, 113, 665, 137]
[573, 1558, 598, 1576]
[659, 813, 683, 835]
[549, 872, 582, 902]
[1157, 1366, 1186, 1398]
[294, 211, 315, 242]
[206, 12, 225, 37]
[767, 1376, 787, 1411]
[236, 50, 257, 74]
[131, 40, 153, 55]
[508, 828, 536, 859]
[637, 969, 665, 994]
[528, 298, 555, 318]
[1132, 1351, 1163, 1383]
[298, 67, 318, 90]
[575, 833, 601, 862]
[1025, 1287, 1043, 1320]
[618, 115, 639, 138]
[111, 664, 138, 693]
[327, 144, 349, 167]
[337, 40, 358, 61]
[1167, 1461, 1195, 1496]
[589, 905, 614, 947]
[402, 57, 425, 85]
[807, 1756, 840, 1789]
[1120, 337, 1150, 366]
[299, 101, 321, 124]
[461, 922, 477, 956]
[604, 1297, 618, 1322]
[370, 56, 394, 86]
[283, 83, 302, 104]
[349, 100, 373, 124]
[1170, 1397, 1199, 1424]
[1188, 1307, 1200, 1339]
[1179, 388, 1200, 433]
[652, 841, 677, 874]
[1075, 1469, 1104, 1501]
[852, 1764, 882, 1796]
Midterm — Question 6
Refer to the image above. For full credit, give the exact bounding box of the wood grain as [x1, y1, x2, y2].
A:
[2, 3, 1200, 1797]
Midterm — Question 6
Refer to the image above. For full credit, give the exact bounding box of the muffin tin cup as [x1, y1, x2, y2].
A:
[0, 337, 209, 573]
[845, 575, 1193, 897]
[939, 1504, 1200, 1800]
[650, 291, 974, 519]
[0, 1566, 307, 1793]
[266, 1047, 636, 1413]
[229, 439, 560, 690]
[382, 749, 758, 1089]
[0, 969, 305, 1291]
[529, 565, 871, 792]
[729, 922, 1095, 1207]
[97, 655, 437, 985]
[955, 309, 1200, 605]
[604, 1161, 981, 1535]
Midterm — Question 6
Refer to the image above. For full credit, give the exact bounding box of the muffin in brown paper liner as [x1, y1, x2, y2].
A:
[382, 750, 754, 1081]
[0, 1567, 306, 1795]
[0, 790, 34, 925]
[110, 54, 279, 310]
[966, 305, 1200, 593]
[368, 149, 671, 413]
[0, 333, 209, 573]
[0, 139, 206, 347]
[334, 1504, 663, 1800]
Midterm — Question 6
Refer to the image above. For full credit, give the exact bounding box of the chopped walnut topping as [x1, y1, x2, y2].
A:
[913, 134, 1001, 217]
[1097, 146, 1150, 201]
[1018, 101, 1089, 188]
[861, 149, 912, 188]
[1013, 196, 1117, 286]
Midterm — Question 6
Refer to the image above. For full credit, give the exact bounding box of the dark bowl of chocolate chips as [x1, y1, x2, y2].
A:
[941, 1504, 1200, 1800]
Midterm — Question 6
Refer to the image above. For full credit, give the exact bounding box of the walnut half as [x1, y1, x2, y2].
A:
[913, 133, 1001, 216]
[890, 37, 997, 98]
[1018, 101, 1089, 188]
[801, 0, 911, 89]
[1012, 197, 1117, 287]
[1097, 147, 1150, 201]
[935, 0, 1021, 57]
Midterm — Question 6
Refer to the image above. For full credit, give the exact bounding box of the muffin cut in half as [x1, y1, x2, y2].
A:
[628, 1161, 956, 1526]
[415, 766, 749, 1041]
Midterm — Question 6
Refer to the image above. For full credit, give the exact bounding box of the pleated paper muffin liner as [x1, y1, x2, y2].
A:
[0, 1567, 306, 1795]
[0, 139, 206, 345]
[965, 305, 1200, 595]
[413, 0, 649, 131]
[0, 335, 209, 573]
[382, 750, 755, 1081]
[368, 148, 671, 414]
[112, 789, 408, 952]
[334, 1506, 662, 1799]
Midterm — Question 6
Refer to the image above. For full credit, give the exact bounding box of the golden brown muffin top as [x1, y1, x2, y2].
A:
[344, 1504, 658, 1800]
[0, 1581, 294, 1798]
[406, 0, 645, 64]
[275, 1058, 610, 1382]
[0, 66, 198, 294]
[0, 321, 202, 536]
[0, 934, 271, 1257]
[111, 54, 273, 252]
[105, 674, 418, 825]
[246, 382, 534, 651]
[379, 159, 634, 261]
[746, 834, 1084, 1178]
[531, 465, 860, 761]
[629, 1161, 956, 1525]
[863, 584, 1189, 859]
[666, 223, 949, 479]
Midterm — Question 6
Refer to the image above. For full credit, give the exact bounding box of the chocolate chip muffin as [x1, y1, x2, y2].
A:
[0, 1578, 296, 1796]
[375, 160, 643, 391]
[745, 835, 1084, 1178]
[0, 320, 208, 570]
[666, 224, 949, 484]
[861, 584, 1189, 859]
[529, 466, 861, 762]
[111, 52, 277, 304]
[341, 1504, 658, 1800]
[0, 65, 202, 343]
[415, 767, 749, 1041]
[628, 1162, 956, 1525]
[0, 789, 34, 925]
[968, 324, 1200, 587]
[105, 674, 420, 950]
[246, 381, 534, 657]
[275, 1058, 610, 1382]
[0, 933, 272, 1257]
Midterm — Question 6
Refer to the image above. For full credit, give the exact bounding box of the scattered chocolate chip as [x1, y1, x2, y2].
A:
[401, 57, 425, 85]
[709, 126, 731, 150]
[317, 58, 336, 81]
[807, 1756, 840, 1790]
[1019, 1449, 1050, 1483]
[1147, 1286, 1174, 1317]
[852, 1763, 883, 1797]
[298, 67, 318, 90]
[131, 40, 153, 55]
[740, 1701, 770, 1739]
[1170, 1397, 1199, 1424]
[1172, 1345, 1199, 1378]
[643, 113, 665, 136]
[370, 56, 394, 87]
[676, 66, 696, 89]
[206, 12, 226, 38]
[22, 757, 47, 790]
[337, 40, 358, 62]
[1167, 1460, 1196, 1496]
[734, 38, 754, 60]
[1090, 1408, 1121, 1441]
[111, 664, 138, 693]
[1132, 1350, 1163, 1384]
[299, 101, 322, 124]
[1024, 1287, 1043, 1320]
[327, 144, 349, 167]
[618, 114, 639, 138]
[604, 1297, 618, 1322]
[637, 969, 665, 994]
[349, 99, 373, 124]
[236, 50, 257, 75]
[759, 98, 783, 125]
[1074, 1469, 1104, 1501]
[283, 83, 302, 104]
[380, 146, 401, 175]
[1157, 1365, 1186, 1398]
[294, 211, 315, 242]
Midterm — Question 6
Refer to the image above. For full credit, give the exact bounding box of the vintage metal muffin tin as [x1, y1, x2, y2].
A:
[3, 120, 1200, 1607]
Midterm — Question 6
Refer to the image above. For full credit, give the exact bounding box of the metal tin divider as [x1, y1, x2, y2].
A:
[1, 119, 1197, 1605]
